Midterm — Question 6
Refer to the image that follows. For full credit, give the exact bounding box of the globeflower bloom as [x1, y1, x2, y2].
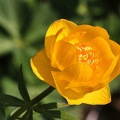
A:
[30, 19, 120, 105]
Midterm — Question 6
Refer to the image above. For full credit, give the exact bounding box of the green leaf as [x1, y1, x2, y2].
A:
[33, 105, 61, 119]
[0, 93, 25, 109]
[61, 111, 76, 120]
[0, 35, 15, 56]
[25, 2, 57, 44]
[21, 109, 33, 120]
[34, 102, 68, 110]
[0, 0, 21, 38]
[18, 65, 30, 102]
[0, 109, 5, 120]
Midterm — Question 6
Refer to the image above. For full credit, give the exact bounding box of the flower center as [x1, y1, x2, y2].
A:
[75, 43, 99, 69]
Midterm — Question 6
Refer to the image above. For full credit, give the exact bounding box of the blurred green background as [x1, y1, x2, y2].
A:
[0, 0, 120, 120]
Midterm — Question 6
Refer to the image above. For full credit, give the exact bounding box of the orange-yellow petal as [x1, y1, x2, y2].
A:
[30, 49, 57, 87]
[82, 26, 109, 42]
[52, 71, 93, 104]
[102, 55, 119, 83]
[107, 39, 120, 56]
[105, 55, 120, 83]
[66, 85, 111, 105]
[45, 19, 77, 59]
[90, 37, 115, 60]
[68, 25, 93, 37]
[45, 28, 64, 59]
[45, 19, 77, 38]
[51, 41, 78, 70]
[51, 63, 94, 104]
[69, 24, 93, 35]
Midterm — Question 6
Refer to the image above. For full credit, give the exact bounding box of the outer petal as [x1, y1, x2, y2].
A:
[69, 24, 93, 35]
[67, 85, 111, 105]
[65, 25, 93, 44]
[51, 41, 78, 70]
[90, 37, 115, 79]
[107, 39, 120, 56]
[30, 49, 57, 87]
[102, 55, 119, 83]
[90, 37, 115, 60]
[52, 63, 94, 104]
[105, 55, 120, 82]
[45, 19, 77, 59]
[106, 40, 120, 82]
[82, 26, 109, 42]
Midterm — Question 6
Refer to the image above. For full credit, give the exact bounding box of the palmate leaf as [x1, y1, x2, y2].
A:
[18, 65, 30, 102]
[0, 93, 25, 109]
[34, 102, 68, 110]
[21, 109, 33, 120]
[33, 105, 61, 120]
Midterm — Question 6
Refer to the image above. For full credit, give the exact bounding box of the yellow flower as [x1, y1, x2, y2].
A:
[30, 19, 120, 105]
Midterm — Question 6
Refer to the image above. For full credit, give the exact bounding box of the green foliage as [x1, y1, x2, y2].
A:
[18, 65, 30, 102]
[0, 93, 26, 109]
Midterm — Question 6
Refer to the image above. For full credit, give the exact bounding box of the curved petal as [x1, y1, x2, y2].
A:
[51, 41, 78, 70]
[30, 49, 57, 87]
[104, 55, 120, 83]
[45, 19, 77, 38]
[89, 37, 115, 78]
[52, 68, 111, 105]
[69, 24, 93, 35]
[52, 71, 93, 104]
[107, 39, 120, 56]
[45, 28, 64, 59]
[45, 19, 77, 59]
[68, 85, 111, 105]
[82, 26, 109, 42]
[90, 37, 115, 60]
[66, 25, 93, 44]
[51, 63, 94, 104]
[102, 55, 119, 83]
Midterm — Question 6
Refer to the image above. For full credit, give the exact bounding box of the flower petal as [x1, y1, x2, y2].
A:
[52, 71, 93, 104]
[45, 19, 77, 38]
[67, 85, 111, 105]
[66, 25, 93, 44]
[30, 49, 57, 87]
[45, 28, 63, 59]
[102, 55, 119, 83]
[51, 41, 78, 70]
[90, 37, 115, 60]
[83, 26, 109, 42]
[107, 39, 120, 56]
[45, 19, 77, 59]
[52, 63, 94, 104]
[89, 37, 115, 79]
[104, 55, 120, 83]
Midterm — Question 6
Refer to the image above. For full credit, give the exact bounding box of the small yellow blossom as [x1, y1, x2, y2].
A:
[30, 19, 120, 105]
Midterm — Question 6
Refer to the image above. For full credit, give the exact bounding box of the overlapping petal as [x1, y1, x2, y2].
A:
[30, 49, 57, 87]
[67, 85, 111, 105]
[45, 19, 77, 59]
[82, 26, 109, 42]
[107, 39, 120, 56]
[51, 41, 78, 70]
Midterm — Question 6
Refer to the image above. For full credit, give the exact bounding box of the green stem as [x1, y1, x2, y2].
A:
[31, 86, 55, 106]
[9, 107, 27, 120]
[9, 86, 55, 120]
